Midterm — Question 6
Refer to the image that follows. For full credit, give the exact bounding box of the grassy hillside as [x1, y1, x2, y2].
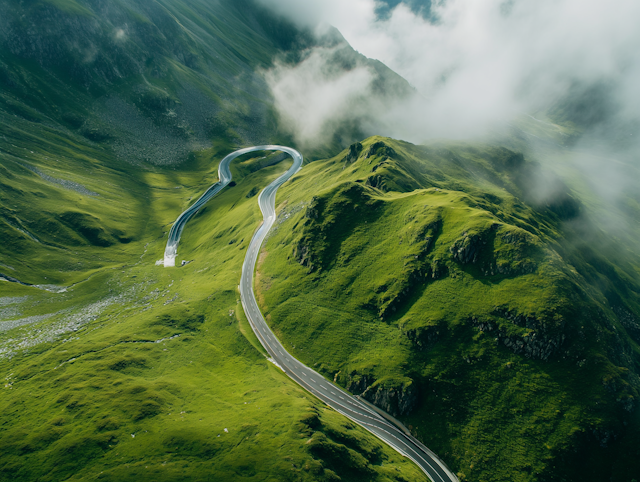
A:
[0, 0, 414, 285]
[257, 136, 640, 482]
[0, 0, 427, 480]
[2, 0, 638, 480]
[0, 148, 429, 481]
[0, 0, 413, 166]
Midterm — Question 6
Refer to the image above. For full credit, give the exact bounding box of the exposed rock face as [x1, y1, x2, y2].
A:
[450, 224, 541, 276]
[346, 373, 418, 417]
[499, 331, 562, 361]
[362, 382, 418, 417]
[304, 196, 320, 220]
[471, 308, 565, 361]
[431, 258, 446, 279]
[365, 141, 397, 159]
[292, 197, 322, 271]
[365, 173, 389, 191]
[346, 373, 374, 394]
[450, 231, 483, 264]
[292, 242, 314, 271]
[402, 325, 440, 351]
[344, 142, 363, 165]
[493, 228, 540, 275]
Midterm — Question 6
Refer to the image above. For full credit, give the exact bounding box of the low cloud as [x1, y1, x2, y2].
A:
[259, 0, 640, 235]
[264, 47, 374, 148]
[260, 0, 640, 142]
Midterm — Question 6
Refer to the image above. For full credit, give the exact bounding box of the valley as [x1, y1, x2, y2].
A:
[1, 0, 639, 481]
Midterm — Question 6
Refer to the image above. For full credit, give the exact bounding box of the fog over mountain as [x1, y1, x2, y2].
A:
[259, 0, 640, 145]
[258, 0, 640, 242]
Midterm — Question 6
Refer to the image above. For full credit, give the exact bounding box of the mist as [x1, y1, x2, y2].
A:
[259, 0, 640, 144]
[264, 47, 375, 146]
[259, 0, 640, 239]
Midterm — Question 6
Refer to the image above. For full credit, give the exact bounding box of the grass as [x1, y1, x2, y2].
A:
[2, 1, 639, 480]
[0, 10, 430, 477]
[0, 137, 429, 481]
[256, 136, 640, 481]
[0, 2, 438, 479]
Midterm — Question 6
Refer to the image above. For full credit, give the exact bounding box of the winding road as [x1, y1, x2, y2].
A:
[165, 146, 458, 482]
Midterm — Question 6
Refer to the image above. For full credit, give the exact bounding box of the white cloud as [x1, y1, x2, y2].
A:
[259, 0, 640, 143]
[264, 47, 375, 147]
[257, 0, 640, 238]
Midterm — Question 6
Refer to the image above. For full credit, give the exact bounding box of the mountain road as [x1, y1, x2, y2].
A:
[164, 145, 458, 482]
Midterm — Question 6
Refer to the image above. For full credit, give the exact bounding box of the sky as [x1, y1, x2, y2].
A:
[258, 0, 640, 152]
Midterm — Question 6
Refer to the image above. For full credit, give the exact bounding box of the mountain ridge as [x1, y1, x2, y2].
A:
[1, 1, 639, 481]
[257, 135, 640, 481]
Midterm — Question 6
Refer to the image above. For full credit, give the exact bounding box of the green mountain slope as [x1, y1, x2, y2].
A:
[257, 136, 640, 481]
[0, 150, 428, 482]
[2, 0, 639, 480]
[0, 0, 413, 284]
[0, 1, 425, 480]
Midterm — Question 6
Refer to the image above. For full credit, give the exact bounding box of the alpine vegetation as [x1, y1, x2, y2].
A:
[1, 0, 639, 481]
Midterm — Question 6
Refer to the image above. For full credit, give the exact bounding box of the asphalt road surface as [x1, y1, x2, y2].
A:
[164, 145, 294, 267]
[165, 146, 458, 482]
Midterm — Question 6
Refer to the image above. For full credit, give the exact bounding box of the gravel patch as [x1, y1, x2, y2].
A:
[0, 288, 136, 359]
[20, 163, 99, 197]
[0, 313, 57, 333]
[0, 296, 29, 307]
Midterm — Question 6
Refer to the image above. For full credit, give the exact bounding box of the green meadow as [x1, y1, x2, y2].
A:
[257, 136, 640, 481]
[0, 136, 428, 481]
[1, 0, 639, 480]
[0, 1, 434, 479]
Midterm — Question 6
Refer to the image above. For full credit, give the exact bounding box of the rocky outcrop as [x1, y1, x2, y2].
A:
[362, 381, 418, 417]
[365, 141, 397, 160]
[304, 196, 321, 219]
[450, 224, 541, 276]
[365, 174, 388, 191]
[401, 325, 440, 351]
[291, 198, 322, 271]
[344, 142, 363, 165]
[472, 308, 565, 361]
[450, 231, 484, 264]
[499, 331, 562, 361]
[346, 373, 374, 394]
[346, 372, 418, 417]
[346, 373, 418, 417]
[493, 227, 540, 275]
[292, 242, 314, 271]
[431, 258, 446, 279]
